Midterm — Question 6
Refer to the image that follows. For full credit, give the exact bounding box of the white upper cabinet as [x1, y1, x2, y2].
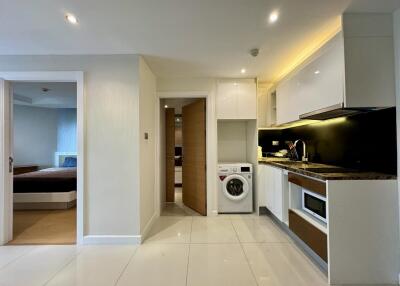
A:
[275, 13, 396, 125]
[276, 33, 345, 125]
[217, 79, 257, 120]
[343, 13, 396, 108]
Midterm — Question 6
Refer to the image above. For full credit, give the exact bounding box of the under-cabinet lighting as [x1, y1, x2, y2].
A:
[258, 117, 347, 130]
[311, 117, 347, 127]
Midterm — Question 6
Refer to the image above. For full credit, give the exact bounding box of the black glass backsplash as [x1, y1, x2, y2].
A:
[258, 108, 397, 174]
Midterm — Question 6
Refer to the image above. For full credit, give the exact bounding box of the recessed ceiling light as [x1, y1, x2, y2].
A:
[234, 82, 238, 86]
[65, 13, 78, 25]
[269, 11, 279, 24]
[240, 68, 246, 74]
[314, 70, 320, 74]
[164, 105, 168, 108]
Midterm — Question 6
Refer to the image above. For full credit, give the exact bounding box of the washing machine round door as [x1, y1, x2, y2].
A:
[222, 174, 249, 201]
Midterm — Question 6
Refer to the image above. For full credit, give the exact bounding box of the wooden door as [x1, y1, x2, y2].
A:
[182, 99, 206, 215]
[165, 108, 175, 202]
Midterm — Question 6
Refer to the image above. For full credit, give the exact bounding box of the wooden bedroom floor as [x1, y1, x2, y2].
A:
[8, 207, 76, 245]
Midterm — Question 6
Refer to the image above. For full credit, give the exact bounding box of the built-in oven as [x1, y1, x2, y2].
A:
[302, 189, 327, 223]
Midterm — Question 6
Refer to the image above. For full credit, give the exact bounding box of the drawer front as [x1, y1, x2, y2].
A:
[289, 209, 327, 262]
[288, 173, 326, 196]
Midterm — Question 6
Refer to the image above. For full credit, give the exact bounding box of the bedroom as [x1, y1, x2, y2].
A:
[10, 82, 77, 245]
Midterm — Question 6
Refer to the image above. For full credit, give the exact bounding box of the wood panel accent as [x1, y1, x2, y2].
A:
[289, 209, 327, 262]
[288, 173, 326, 196]
[165, 108, 175, 202]
[182, 99, 206, 215]
[13, 165, 39, 175]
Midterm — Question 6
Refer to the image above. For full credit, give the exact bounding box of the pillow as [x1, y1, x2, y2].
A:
[62, 157, 77, 167]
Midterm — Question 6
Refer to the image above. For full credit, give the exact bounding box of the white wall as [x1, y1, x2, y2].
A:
[217, 121, 247, 162]
[138, 57, 157, 233]
[13, 105, 58, 168]
[0, 55, 141, 239]
[57, 108, 77, 153]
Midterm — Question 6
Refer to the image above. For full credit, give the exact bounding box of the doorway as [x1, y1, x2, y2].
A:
[0, 72, 84, 246]
[9, 81, 78, 244]
[161, 98, 207, 216]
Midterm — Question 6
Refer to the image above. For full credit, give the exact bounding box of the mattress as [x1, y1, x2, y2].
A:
[13, 167, 77, 193]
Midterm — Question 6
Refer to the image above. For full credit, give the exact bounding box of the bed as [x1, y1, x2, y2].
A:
[13, 152, 77, 210]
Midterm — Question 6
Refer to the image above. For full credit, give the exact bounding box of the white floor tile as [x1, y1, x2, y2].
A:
[232, 218, 289, 243]
[46, 245, 137, 286]
[0, 245, 78, 286]
[242, 243, 328, 286]
[117, 244, 189, 286]
[0, 215, 330, 286]
[190, 217, 239, 243]
[145, 217, 192, 244]
[228, 213, 262, 220]
[187, 244, 257, 286]
[0, 245, 34, 270]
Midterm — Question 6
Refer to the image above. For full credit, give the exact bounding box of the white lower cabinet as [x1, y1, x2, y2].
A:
[259, 164, 287, 223]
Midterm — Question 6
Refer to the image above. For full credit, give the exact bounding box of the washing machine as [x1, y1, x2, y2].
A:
[218, 163, 253, 213]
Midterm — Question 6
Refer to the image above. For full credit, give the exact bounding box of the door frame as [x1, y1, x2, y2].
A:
[155, 91, 216, 216]
[0, 71, 85, 245]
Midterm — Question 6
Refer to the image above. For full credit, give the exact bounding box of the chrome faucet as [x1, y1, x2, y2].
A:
[294, 139, 308, 162]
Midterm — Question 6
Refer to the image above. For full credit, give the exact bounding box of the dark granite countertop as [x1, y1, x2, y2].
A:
[258, 158, 397, 181]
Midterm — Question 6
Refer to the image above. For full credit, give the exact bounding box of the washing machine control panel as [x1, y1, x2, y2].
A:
[218, 164, 252, 174]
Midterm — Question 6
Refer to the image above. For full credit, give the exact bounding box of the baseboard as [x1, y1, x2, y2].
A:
[140, 212, 158, 243]
[83, 235, 141, 245]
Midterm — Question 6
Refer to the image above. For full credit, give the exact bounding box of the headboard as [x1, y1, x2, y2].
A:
[54, 152, 77, 167]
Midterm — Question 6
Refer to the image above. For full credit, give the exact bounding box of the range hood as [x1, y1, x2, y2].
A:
[299, 104, 386, 120]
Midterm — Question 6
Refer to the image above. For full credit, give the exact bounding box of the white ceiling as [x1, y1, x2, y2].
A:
[1, 0, 399, 82]
[12, 82, 77, 108]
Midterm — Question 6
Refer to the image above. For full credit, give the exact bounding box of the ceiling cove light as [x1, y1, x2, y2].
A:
[240, 68, 246, 74]
[269, 11, 279, 24]
[65, 13, 78, 25]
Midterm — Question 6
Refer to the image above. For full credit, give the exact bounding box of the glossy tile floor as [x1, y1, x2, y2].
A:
[0, 210, 329, 286]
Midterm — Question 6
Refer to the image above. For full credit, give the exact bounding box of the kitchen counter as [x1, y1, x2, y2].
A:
[258, 158, 396, 181]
